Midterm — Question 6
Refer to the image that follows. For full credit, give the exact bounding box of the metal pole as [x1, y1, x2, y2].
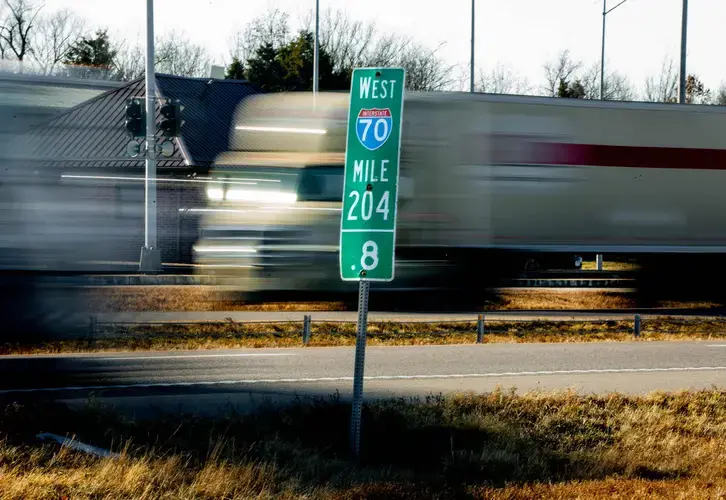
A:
[600, 0, 606, 100]
[596, 254, 603, 271]
[350, 279, 370, 460]
[313, 0, 319, 94]
[302, 314, 312, 345]
[634, 313, 641, 338]
[176, 188, 181, 263]
[470, 0, 475, 92]
[476, 313, 484, 343]
[140, 0, 159, 272]
[678, 0, 688, 104]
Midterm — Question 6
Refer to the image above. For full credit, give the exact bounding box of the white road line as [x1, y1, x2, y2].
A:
[3, 366, 726, 394]
[98, 353, 297, 361]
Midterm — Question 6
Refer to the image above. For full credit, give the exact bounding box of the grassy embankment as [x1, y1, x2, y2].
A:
[5, 316, 726, 354]
[3, 389, 726, 498]
[1, 287, 722, 354]
[86, 286, 714, 313]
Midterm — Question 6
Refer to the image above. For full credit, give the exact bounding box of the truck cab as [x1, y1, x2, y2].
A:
[192, 91, 442, 292]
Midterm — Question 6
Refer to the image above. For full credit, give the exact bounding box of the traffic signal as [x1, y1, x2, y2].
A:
[124, 97, 145, 138]
[159, 99, 183, 138]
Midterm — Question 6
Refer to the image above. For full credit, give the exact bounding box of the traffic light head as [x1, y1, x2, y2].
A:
[124, 98, 145, 138]
[159, 99, 183, 138]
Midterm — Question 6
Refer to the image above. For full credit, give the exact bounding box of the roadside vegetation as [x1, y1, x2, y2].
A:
[4, 389, 726, 498]
[85, 286, 717, 313]
[4, 316, 726, 354]
[580, 259, 639, 271]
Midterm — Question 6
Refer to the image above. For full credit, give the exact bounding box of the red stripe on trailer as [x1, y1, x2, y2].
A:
[480, 134, 726, 170]
[537, 143, 726, 170]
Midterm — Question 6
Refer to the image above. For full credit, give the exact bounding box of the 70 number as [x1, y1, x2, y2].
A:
[358, 117, 389, 143]
[347, 190, 390, 221]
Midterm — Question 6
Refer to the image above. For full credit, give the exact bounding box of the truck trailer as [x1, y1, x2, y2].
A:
[192, 90, 726, 295]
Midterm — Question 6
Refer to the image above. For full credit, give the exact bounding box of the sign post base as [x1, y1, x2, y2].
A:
[349, 279, 370, 460]
[139, 246, 161, 273]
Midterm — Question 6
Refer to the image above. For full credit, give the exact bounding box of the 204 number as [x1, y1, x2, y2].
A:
[347, 190, 390, 221]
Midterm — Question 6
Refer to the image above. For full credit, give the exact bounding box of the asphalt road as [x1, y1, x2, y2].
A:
[2, 341, 726, 418]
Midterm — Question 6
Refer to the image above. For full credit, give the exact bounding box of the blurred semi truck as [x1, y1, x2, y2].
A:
[193, 90, 726, 294]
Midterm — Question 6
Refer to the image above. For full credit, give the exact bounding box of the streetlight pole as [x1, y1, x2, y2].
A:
[313, 0, 319, 95]
[600, 0, 629, 101]
[470, 0, 475, 92]
[678, 0, 688, 104]
[597, 0, 627, 270]
[139, 0, 159, 272]
[600, 0, 606, 100]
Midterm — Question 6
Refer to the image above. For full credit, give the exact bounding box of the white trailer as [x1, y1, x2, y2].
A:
[193, 90, 726, 293]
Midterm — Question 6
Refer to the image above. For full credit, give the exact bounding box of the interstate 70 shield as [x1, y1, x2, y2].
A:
[356, 108, 393, 151]
[339, 67, 406, 282]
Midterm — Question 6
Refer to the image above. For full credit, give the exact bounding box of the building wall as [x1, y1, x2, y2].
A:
[91, 176, 206, 269]
[0, 168, 207, 272]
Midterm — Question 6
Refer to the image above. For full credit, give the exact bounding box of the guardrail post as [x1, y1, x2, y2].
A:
[477, 314, 485, 344]
[634, 314, 641, 338]
[302, 315, 312, 345]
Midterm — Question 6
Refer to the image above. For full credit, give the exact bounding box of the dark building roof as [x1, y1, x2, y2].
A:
[22, 73, 262, 171]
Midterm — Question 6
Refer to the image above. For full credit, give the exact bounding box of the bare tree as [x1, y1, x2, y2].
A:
[643, 56, 678, 103]
[716, 83, 726, 106]
[577, 61, 635, 101]
[542, 49, 582, 97]
[156, 30, 213, 77]
[398, 41, 456, 92]
[476, 63, 532, 95]
[684, 74, 712, 104]
[110, 30, 213, 81]
[228, 7, 291, 64]
[0, 0, 42, 61]
[112, 38, 144, 81]
[299, 6, 378, 73]
[363, 32, 413, 68]
[301, 6, 451, 91]
[31, 8, 85, 74]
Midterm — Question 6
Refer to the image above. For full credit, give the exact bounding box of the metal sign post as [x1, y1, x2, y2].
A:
[340, 67, 406, 459]
[349, 278, 370, 457]
[139, 0, 160, 273]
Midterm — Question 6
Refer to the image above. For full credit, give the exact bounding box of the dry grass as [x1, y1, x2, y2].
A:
[83, 286, 347, 312]
[5, 317, 726, 354]
[581, 259, 640, 271]
[5, 390, 726, 498]
[83, 286, 719, 313]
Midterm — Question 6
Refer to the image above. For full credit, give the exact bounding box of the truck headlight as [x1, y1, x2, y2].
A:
[207, 187, 224, 200]
[225, 189, 297, 204]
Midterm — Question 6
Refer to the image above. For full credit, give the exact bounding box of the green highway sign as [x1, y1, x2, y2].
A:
[339, 67, 406, 282]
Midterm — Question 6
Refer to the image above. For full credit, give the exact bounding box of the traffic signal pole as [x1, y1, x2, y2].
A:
[139, 0, 160, 272]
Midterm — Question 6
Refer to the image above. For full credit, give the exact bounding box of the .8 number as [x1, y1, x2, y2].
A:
[360, 240, 379, 271]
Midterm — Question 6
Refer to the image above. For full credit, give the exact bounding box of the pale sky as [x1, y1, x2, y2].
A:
[43, 0, 726, 94]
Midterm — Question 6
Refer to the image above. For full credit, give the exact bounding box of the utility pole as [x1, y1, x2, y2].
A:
[139, 0, 160, 272]
[600, 0, 629, 101]
[470, 0, 475, 92]
[678, 0, 688, 104]
[313, 0, 319, 95]
[600, 0, 606, 100]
